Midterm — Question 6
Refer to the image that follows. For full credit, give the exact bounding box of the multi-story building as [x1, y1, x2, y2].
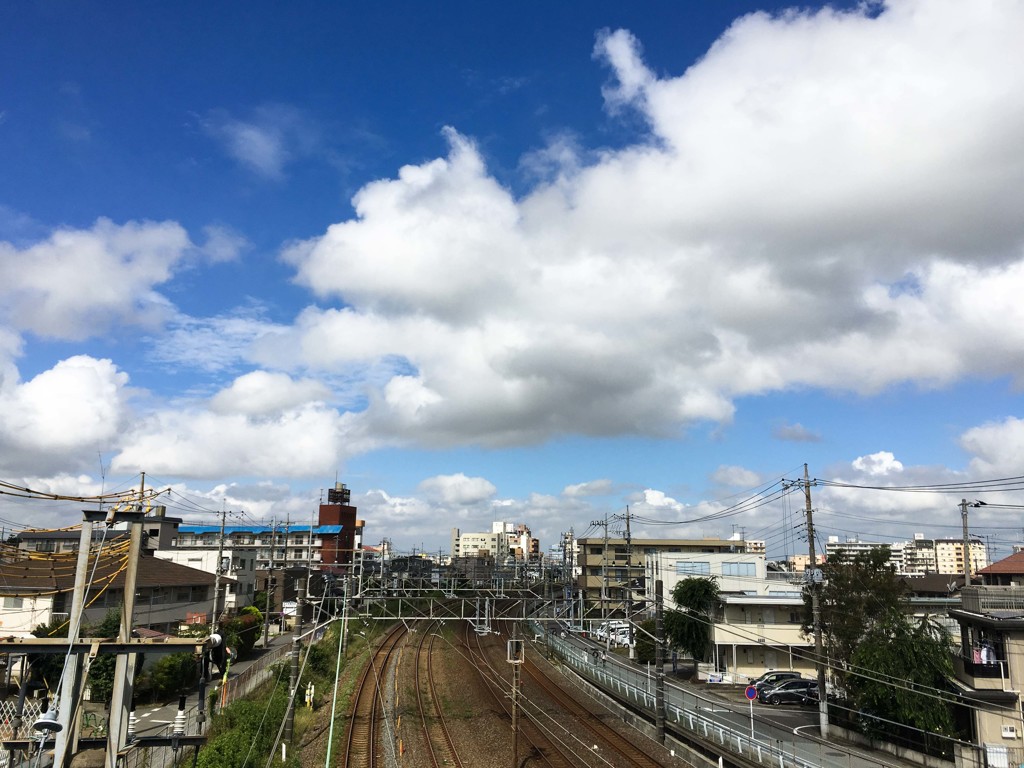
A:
[744, 540, 766, 555]
[174, 523, 340, 570]
[450, 522, 538, 563]
[903, 535, 937, 575]
[934, 537, 988, 577]
[639, 550, 813, 681]
[948, 552, 1024, 752]
[824, 534, 987, 577]
[155, 547, 257, 614]
[576, 537, 741, 614]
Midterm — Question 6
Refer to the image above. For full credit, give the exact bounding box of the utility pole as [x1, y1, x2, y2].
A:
[284, 577, 305, 743]
[105, 473, 148, 768]
[961, 499, 973, 586]
[53, 517, 95, 767]
[591, 515, 609, 621]
[509, 620, 522, 768]
[263, 518, 276, 648]
[654, 575, 666, 744]
[625, 506, 635, 659]
[212, 502, 227, 636]
[803, 464, 829, 738]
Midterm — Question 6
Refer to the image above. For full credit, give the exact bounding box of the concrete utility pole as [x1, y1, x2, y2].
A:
[53, 518, 95, 767]
[262, 518, 277, 648]
[961, 499, 973, 586]
[284, 578, 306, 743]
[803, 464, 829, 738]
[509, 620, 522, 768]
[105, 473, 148, 768]
[590, 515, 609, 621]
[654, 576, 666, 744]
[212, 503, 227, 636]
[625, 506, 635, 659]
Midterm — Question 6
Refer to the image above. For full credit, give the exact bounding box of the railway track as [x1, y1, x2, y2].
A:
[415, 621, 465, 768]
[492, 618, 679, 768]
[464, 621, 580, 768]
[518, 642, 666, 768]
[342, 622, 407, 768]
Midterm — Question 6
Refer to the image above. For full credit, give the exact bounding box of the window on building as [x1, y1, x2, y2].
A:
[35, 540, 55, 553]
[2, 597, 24, 609]
[722, 562, 756, 577]
[675, 562, 710, 575]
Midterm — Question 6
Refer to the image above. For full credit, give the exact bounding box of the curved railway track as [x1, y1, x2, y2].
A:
[511, 632, 666, 767]
[342, 622, 407, 768]
[415, 621, 465, 768]
[464, 621, 580, 768]
[493, 618, 676, 768]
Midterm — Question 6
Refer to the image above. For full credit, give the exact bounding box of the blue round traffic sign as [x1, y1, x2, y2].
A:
[745, 686, 757, 700]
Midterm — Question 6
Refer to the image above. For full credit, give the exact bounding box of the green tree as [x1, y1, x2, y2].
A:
[85, 609, 123, 702]
[849, 613, 955, 739]
[664, 576, 720, 661]
[143, 653, 199, 701]
[251, 590, 268, 613]
[808, 547, 906, 686]
[633, 619, 658, 663]
[30, 617, 70, 691]
[220, 612, 261, 657]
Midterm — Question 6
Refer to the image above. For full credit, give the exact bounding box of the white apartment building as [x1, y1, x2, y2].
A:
[825, 534, 987, 576]
[642, 550, 813, 682]
[450, 522, 538, 562]
[155, 547, 257, 613]
[175, 523, 342, 570]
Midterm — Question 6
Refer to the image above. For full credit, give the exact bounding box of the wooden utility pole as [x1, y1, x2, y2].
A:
[803, 464, 829, 738]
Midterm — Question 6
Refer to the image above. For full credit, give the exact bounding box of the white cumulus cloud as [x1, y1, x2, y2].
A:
[0, 218, 190, 340]
[0, 356, 129, 474]
[269, 2, 1024, 452]
[418, 473, 497, 506]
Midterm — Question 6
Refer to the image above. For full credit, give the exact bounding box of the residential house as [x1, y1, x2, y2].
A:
[0, 547, 225, 637]
[948, 552, 1024, 748]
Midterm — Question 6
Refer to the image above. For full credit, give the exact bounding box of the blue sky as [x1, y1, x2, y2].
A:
[2, 1, 1024, 559]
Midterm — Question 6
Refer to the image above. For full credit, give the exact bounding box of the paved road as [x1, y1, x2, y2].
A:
[82, 632, 290, 736]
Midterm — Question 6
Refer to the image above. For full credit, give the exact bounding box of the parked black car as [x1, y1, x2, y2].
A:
[750, 670, 803, 694]
[759, 679, 818, 705]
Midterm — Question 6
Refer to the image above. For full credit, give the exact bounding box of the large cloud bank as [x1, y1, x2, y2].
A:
[3, 0, 1024, 489]
[265, 1, 1024, 451]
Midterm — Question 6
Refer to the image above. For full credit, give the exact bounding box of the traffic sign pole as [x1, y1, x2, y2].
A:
[745, 685, 757, 739]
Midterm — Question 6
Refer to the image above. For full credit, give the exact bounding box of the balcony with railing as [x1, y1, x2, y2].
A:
[953, 653, 1010, 689]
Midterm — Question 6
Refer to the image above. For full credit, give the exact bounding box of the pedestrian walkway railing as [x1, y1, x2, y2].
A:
[535, 623, 907, 768]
